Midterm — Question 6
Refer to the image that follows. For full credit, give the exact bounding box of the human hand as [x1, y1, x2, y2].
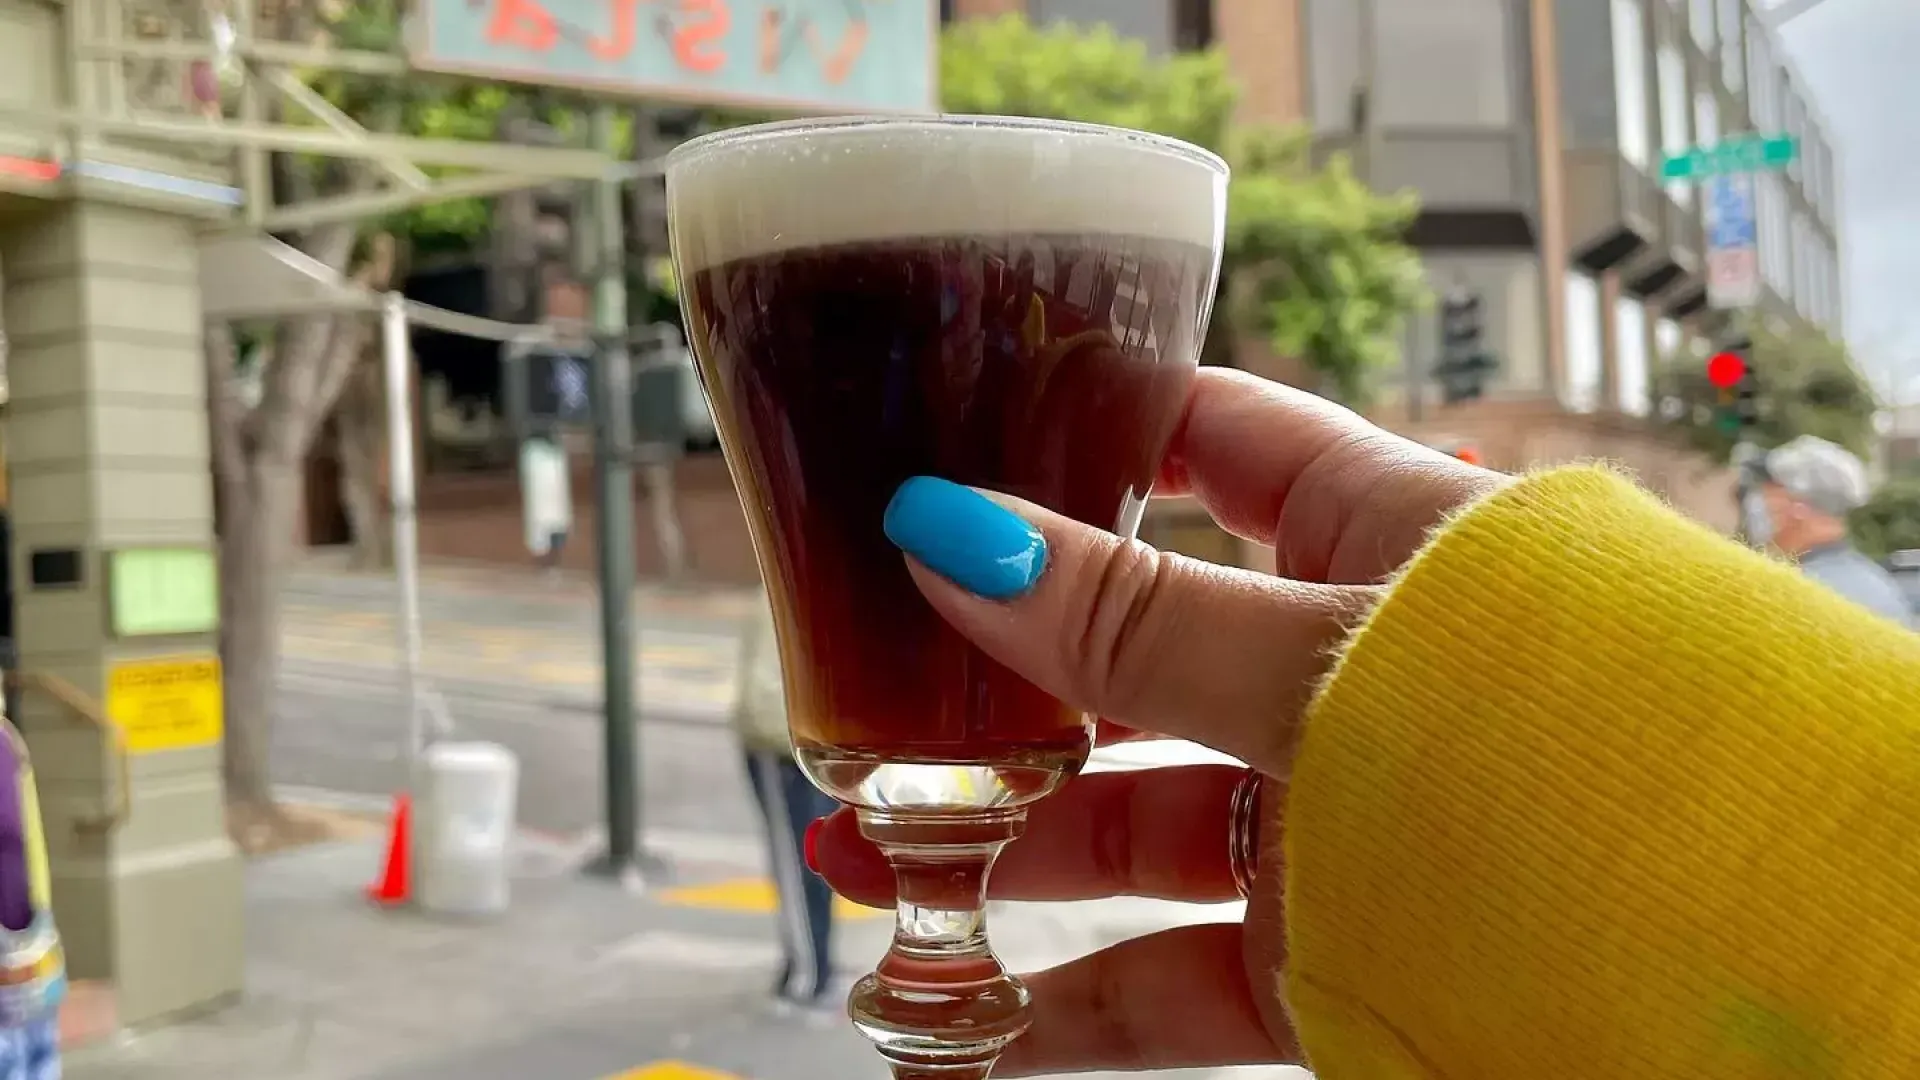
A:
[812, 367, 1502, 1075]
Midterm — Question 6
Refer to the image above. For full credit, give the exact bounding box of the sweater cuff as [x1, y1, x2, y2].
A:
[1280, 466, 1920, 1078]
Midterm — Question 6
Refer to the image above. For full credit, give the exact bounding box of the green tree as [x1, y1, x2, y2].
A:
[939, 15, 1427, 403]
[1850, 466, 1920, 560]
[1657, 317, 1878, 464]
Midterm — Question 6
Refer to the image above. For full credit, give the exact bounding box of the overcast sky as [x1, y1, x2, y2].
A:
[1765, 0, 1920, 399]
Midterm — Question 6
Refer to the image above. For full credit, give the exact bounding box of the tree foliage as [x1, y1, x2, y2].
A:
[939, 15, 1427, 402]
[1656, 317, 1878, 464]
[1850, 467, 1920, 560]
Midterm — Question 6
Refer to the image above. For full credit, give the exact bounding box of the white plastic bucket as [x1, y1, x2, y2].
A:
[414, 741, 520, 917]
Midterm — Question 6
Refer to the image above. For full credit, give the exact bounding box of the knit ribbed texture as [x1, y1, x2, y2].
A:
[1286, 467, 1920, 1079]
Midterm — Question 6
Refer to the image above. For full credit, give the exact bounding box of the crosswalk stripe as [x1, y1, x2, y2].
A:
[602, 1062, 740, 1080]
[659, 876, 890, 920]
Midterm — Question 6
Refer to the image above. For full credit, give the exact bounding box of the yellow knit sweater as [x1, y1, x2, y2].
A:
[1287, 468, 1920, 1079]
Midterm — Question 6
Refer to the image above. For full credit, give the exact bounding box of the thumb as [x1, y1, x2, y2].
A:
[883, 477, 1379, 775]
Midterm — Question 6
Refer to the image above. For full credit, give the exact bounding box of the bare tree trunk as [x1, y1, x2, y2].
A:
[205, 232, 387, 844]
[335, 357, 390, 570]
[217, 456, 299, 815]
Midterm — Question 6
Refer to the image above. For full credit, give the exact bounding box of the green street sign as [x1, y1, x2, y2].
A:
[1661, 135, 1799, 181]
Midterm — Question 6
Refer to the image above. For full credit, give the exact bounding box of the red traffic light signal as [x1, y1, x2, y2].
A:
[1707, 351, 1747, 390]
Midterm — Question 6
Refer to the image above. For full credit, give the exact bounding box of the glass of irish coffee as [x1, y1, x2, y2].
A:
[666, 116, 1227, 1078]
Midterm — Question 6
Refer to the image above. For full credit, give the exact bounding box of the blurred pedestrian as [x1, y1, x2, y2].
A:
[732, 587, 839, 1012]
[0, 507, 17, 729]
[518, 436, 572, 576]
[1749, 435, 1912, 625]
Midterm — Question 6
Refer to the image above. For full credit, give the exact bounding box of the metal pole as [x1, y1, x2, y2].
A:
[381, 293, 425, 785]
[587, 104, 644, 882]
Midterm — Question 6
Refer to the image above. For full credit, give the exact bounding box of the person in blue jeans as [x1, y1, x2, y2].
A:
[733, 589, 838, 1010]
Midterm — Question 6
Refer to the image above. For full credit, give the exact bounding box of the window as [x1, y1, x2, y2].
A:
[1717, 0, 1744, 92]
[1174, 0, 1214, 50]
[1378, 0, 1513, 125]
[939, 0, 955, 23]
[1305, 0, 1362, 131]
[1756, 174, 1787, 292]
[1615, 296, 1652, 415]
[1792, 212, 1814, 319]
[1657, 35, 1693, 206]
[1613, 0, 1652, 168]
[1803, 135, 1823, 219]
[1694, 86, 1720, 151]
[1690, 0, 1715, 50]
[1808, 236, 1829, 326]
[1656, 317, 1684, 364]
[1031, 0, 1175, 53]
[1783, 87, 1805, 183]
[1747, 24, 1777, 128]
[1564, 272, 1604, 414]
[1763, 177, 1793, 302]
[1813, 136, 1836, 221]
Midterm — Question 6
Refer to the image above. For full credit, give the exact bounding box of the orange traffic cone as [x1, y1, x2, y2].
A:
[367, 793, 412, 907]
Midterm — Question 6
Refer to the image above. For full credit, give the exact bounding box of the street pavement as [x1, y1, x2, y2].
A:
[274, 561, 758, 839]
[68, 807, 1306, 1080]
[224, 560, 1311, 1079]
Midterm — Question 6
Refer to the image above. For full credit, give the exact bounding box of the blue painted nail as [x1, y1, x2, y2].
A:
[883, 477, 1047, 600]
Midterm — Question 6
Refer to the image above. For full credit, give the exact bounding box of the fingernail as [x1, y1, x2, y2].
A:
[804, 817, 825, 875]
[883, 477, 1047, 600]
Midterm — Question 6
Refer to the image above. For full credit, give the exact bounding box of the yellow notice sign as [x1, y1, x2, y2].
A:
[105, 655, 223, 755]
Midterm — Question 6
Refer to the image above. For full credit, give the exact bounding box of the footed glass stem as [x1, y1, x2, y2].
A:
[847, 809, 1031, 1080]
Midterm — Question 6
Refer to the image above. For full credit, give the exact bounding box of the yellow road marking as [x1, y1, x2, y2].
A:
[659, 877, 889, 920]
[603, 1062, 741, 1080]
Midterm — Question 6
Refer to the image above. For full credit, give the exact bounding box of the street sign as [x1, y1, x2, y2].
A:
[105, 655, 224, 756]
[409, 0, 937, 115]
[1705, 173, 1761, 310]
[1660, 134, 1798, 181]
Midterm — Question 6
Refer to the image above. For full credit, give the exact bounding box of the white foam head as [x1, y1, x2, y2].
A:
[666, 116, 1228, 274]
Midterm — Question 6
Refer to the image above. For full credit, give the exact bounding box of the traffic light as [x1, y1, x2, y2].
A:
[1432, 290, 1498, 404]
[1707, 339, 1758, 435]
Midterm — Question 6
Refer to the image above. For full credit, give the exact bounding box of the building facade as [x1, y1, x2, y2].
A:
[956, 0, 1844, 545]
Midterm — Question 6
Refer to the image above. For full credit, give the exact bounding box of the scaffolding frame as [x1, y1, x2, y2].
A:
[13, 0, 662, 230]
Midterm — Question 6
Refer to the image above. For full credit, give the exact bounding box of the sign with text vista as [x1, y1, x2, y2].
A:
[409, 0, 937, 114]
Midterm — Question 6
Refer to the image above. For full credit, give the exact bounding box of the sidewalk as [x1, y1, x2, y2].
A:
[68, 827, 1307, 1080]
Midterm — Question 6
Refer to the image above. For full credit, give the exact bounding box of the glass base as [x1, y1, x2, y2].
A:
[848, 808, 1033, 1080]
[796, 742, 1084, 816]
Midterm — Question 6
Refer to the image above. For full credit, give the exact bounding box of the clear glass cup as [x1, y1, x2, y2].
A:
[666, 115, 1228, 1079]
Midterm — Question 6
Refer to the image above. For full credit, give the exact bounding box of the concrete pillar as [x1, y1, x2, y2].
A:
[0, 199, 243, 1027]
[1598, 269, 1622, 411]
[1528, 0, 1571, 403]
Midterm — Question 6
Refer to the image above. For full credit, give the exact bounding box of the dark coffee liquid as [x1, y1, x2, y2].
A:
[686, 233, 1211, 768]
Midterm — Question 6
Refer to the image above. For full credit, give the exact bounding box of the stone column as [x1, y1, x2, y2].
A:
[0, 199, 243, 1027]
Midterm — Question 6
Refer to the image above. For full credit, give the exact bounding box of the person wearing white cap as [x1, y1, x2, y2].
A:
[1753, 435, 1913, 626]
